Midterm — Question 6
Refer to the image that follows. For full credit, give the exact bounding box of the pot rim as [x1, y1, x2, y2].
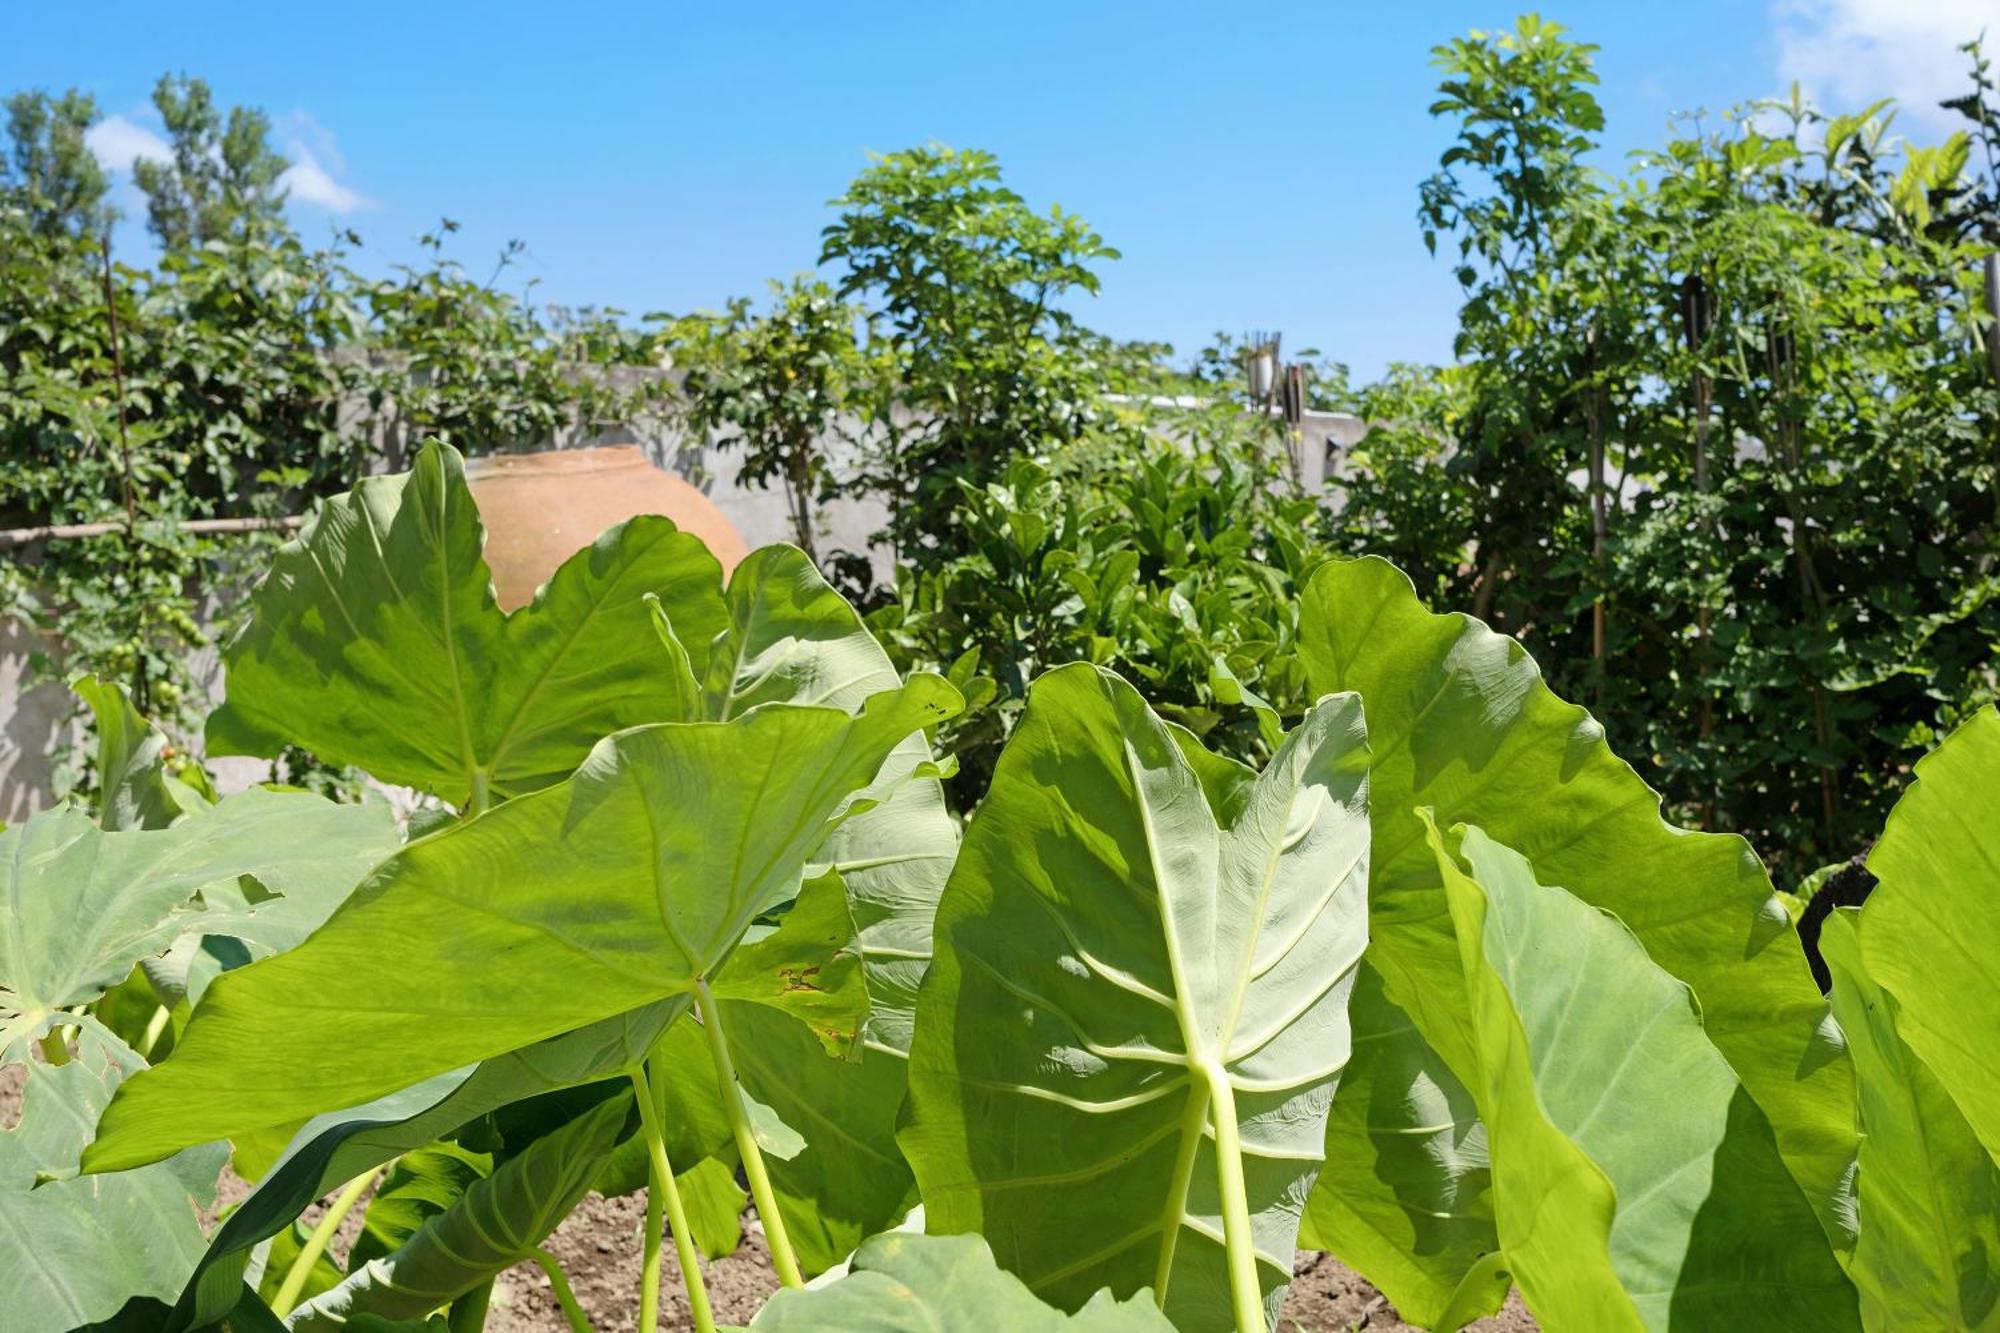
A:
[462, 444, 655, 479]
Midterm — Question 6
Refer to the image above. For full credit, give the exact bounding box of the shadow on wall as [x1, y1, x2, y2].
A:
[0, 617, 76, 824]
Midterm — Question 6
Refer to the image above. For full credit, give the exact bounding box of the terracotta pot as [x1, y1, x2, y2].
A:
[464, 445, 750, 610]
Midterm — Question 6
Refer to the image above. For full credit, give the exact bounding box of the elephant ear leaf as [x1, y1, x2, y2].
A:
[749, 1233, 1179, 1331]
[1293, 556, 1855, 1320]
[283, 1094, 629, 1331]
[165, 1005, 676, 1333]
[902, 664, 1371, 1333]
[655, 543, 962, 1275]
[1418, 817, 1856, 1332]
[73, 672, 209, 830]
[205, 441, 730, 808]
[0, 1025, 226, 1333]
[83, 677, 958, 1174]
[712, 868, 871, 1059]
[1820, 910, 2000, 1333]
[348, 1142, 493, 1269]
[1859, 704, 2000, 1161]
[0, 790, 396, 1061]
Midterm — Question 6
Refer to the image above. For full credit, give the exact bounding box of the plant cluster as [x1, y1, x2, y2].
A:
[4, 450, 1995, 1333]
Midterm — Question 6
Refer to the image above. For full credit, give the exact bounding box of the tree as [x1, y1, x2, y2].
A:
[670, 277, 880, 562]
[1, 88, 112, 240]
[1343, 19, 2000, 876]
[133, 75, 290, 250]
[820, 144, 1121, 562]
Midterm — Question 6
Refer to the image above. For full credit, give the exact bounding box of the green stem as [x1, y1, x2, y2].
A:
[532, 1247, 595, 1333]
[1151, 1078, 1213, 1308]
[1200, 1059, 1264, 1333]
[136, 1003, 171, 1061]
[272, 1167, 380, 1317]
[630, 1064, 715, 1333]
[694, 979, 804, 1288]
[447, 1277, 492, 1332]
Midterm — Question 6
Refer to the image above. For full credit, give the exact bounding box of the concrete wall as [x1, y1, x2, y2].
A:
[0, 404, 1369, 819]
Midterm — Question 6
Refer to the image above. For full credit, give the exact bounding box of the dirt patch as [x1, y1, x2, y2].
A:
[486, 1192, 779, 1332]
[1, 1060, 24, 1131]
[1281, 1250, 1536, 1332]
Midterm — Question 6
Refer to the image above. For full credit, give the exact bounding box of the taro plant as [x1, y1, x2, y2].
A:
[23, 439, 2000, 1333]
[0, 676, 396, 1323]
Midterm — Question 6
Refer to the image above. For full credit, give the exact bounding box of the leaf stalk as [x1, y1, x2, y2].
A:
[694, 978, 805, 1288]
[532, 1246, 595, 1333]
[630, 1063, 715, 1333]
[271, 1166, 381, 1316]
[1200, 1058, 1265, 1333]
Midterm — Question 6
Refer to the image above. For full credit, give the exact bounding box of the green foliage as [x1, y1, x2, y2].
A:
[0, 79, 679, 787]
[1, 86, 111, 239]
[1345, 20, 2000, 877]
[282, 1096, 630, 1331]
[131, 74, 291, 250]
[1851, 706, 2000, 1160]
[670, 276, 883, 560]
[0, 786, 394, 1059]
[1820, 912, 2000, 1332]
[1292, 556, 1857, 1317]
[1790, 705, 2000, 1332]
[877, 428, 1332, 807]
[0, 1025, 228, 1332]
[821, 143, 1124, 558]
[206, 443, 726, 810]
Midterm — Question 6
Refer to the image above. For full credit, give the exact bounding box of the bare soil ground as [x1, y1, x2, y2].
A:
[483, 1192, 1537, 1332]
[3, 1067, 1535, 1331]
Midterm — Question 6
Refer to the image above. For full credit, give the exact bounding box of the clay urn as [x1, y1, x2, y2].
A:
[464, 445, 750, 610]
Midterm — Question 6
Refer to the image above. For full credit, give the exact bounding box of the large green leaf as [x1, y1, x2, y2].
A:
[0, 1025, 227, 1332]
[284, 1094, 629, 1331]
[348, 1142, 492, 1269]
[1821, 911, 2000, 1332]
[749, 1232, 1178, 1332]
[902, 664, 1371, 1332]
[1295, 963, 1505, 1326]
[205, 441, 728, 809]
[166, 1003, 675, 1332]
[648, 543, 963, 1273]
[1293, 556, 1856, 1309]
[1860, 704, 2000, 1162]
[1424, 819, 1856, 1331]
[0, 789, 397, 1059]
[85, 678, 955, 1174]
[73, 672, 208, 831]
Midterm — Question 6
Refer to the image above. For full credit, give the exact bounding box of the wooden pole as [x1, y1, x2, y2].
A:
[0, 514, 305, 549]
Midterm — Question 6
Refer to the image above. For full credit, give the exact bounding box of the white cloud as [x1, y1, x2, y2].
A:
[86, 105, 373, 215]
[1773, 0, 1999, 132]
[280, 148, 372, 213]
[84, 113, 172, 171]
[276, 110, 374, 214]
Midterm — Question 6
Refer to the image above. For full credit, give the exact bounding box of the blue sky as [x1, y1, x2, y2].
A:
[6, 1, 1993, 379]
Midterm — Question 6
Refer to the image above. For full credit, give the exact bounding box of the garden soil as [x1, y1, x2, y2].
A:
[2, 1066, 1536, 1331]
